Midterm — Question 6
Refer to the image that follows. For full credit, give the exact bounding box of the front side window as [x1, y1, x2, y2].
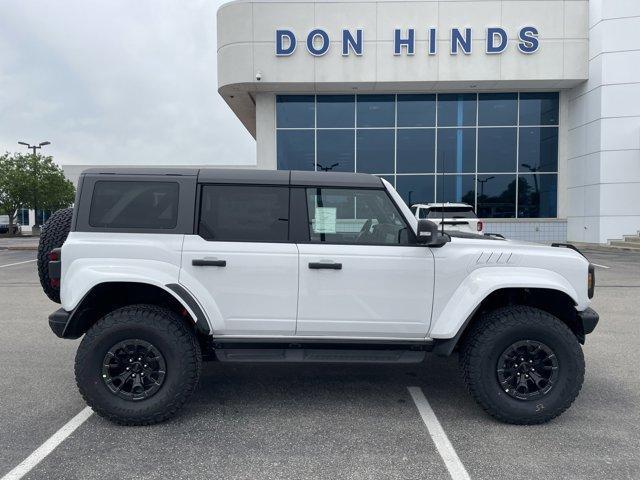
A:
[199, 185, 289, 242]
[89, 181, 179, 229]
[306, 188, 411, 245]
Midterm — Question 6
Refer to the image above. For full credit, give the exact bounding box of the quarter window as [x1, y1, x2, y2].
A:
[306, 188, 411, 245]
[89, 181, 179, 229]
[199, 185, 289, 242]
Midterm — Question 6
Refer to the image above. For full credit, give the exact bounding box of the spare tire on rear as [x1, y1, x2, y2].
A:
[37, 208, 73, 303]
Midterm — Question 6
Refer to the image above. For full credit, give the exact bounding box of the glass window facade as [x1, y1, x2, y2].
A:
[276, 92, 559, 218]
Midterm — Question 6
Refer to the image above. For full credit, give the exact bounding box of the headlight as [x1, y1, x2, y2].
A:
[588, 264, 595, 299]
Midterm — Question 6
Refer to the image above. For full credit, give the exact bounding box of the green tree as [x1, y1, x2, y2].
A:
[0, 153, 31, 228]
[0, 152, 75, 229]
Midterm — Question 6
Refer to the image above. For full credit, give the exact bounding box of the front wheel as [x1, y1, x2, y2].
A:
[459, 306, 585, 424]
[75, 305, 202, 425]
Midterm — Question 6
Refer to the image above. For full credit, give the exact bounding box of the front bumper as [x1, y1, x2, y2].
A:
[577, 307, 599, 336]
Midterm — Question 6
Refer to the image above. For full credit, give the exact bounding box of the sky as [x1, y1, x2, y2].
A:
[0, 0, 255, 169]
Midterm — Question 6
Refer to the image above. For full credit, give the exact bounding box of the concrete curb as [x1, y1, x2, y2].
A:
[0, 245, 38, 251]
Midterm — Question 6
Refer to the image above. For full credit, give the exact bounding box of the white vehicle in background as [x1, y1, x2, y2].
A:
[410, 203, 484, 235]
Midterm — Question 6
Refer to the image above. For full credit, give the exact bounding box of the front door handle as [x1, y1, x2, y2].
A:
[308, 262, 342, 270]
[192, 259, 226, 267]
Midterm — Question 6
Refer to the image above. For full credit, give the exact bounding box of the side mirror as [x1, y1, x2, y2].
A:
[416, 219, 448, 247]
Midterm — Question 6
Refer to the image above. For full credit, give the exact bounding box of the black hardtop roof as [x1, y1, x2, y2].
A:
[81, 167, 199, 176]
[81, 168, 383, 188]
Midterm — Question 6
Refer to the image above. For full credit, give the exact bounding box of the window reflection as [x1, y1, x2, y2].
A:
[396, 175, 435, 206]
[276, 95, 315, 128]
[397, 129, 435, 173]
[317, 130, 354, 172]
[356, 129, 395, 173]
[397, 94, 436, 127]
[519, 92, 559, 126]
[438, 93, 477, 127]
[478, 128, 517, 173]
[357, 94, 395, 127]
[435, 175, 476, 204]
[519, 127, 558, 172]
[477, 174, 516, 218]
[478, 93, 517, 126]
[437, 128, 476, 173]
[277, 130, 315, 171]
[518, 174, 557, 218]
[317, 95, 355, 128]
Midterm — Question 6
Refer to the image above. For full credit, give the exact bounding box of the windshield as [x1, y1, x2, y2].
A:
[423, 207, 477, 219]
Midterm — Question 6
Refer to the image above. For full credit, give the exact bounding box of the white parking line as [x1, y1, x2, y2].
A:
[0, 259, 36, 269]
[1, 407, 93, 480]
[408, 386, 471, 480]
[592, 263, 610, 269]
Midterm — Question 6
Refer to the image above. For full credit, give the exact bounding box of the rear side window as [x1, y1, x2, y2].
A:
[89, 181, 179, 229]
[199, 185, 289, 242]
[427, 207, 476, 219]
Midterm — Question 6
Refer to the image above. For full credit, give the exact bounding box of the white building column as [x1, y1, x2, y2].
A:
[566, 0, 640, 244]
[256, 93, 277, 170]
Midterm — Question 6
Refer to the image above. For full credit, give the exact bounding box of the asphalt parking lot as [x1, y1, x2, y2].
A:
[0, 247, 639, 480]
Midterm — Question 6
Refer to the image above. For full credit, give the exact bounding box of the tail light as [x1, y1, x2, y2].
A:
[48, 248, 62, 289]
[588, 264, 595, 299]
[477, 221, 483, 232]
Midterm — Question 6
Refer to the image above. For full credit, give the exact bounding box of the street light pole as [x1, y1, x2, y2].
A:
[18, 141, 51, 228]
[521, 163, 540, 195]
[477, 176, 495, 198]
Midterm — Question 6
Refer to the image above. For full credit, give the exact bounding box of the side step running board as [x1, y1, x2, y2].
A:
[215, 348, 426, 364]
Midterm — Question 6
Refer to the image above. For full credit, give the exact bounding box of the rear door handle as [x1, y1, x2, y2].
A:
[192, 259, 226, 267]
[308, 262, 342, 270]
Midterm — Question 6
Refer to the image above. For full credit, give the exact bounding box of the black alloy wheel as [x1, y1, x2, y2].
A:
[496, 340, 559, 400]
[102, 339, 167, 401]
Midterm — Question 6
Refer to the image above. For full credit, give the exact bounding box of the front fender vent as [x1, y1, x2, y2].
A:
[476, 251, 513, 265]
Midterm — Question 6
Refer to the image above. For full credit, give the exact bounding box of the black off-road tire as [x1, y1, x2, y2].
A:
[459, 306, 584, 425]
[37, 207, 73, 303]
[75, 305, 202, 426]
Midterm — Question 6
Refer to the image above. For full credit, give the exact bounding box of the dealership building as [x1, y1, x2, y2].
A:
[214, 0, 640, 244]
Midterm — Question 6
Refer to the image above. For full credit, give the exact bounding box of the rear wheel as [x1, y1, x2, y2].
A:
[459, 306, 584, 424]
[75, 305, 202, 425]
[37, 207, 73, 303]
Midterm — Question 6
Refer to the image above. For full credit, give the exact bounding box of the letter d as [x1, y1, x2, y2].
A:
[276, 30, 296, 56]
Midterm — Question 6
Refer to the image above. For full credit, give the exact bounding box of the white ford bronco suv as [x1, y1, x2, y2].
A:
[38, 168, 598, 426]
